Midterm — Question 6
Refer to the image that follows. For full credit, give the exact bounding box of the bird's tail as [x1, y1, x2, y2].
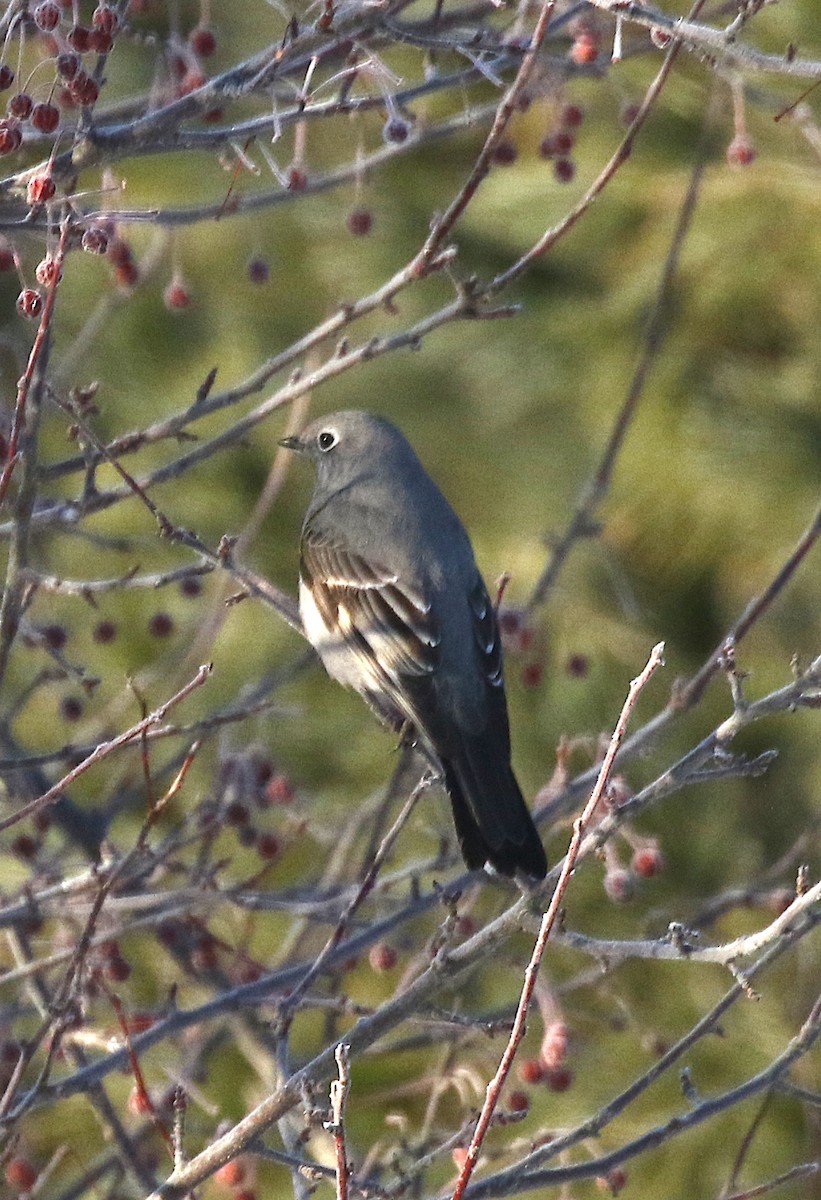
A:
[442, 744, 547, 879]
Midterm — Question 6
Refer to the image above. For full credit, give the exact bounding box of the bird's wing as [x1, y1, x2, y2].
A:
[301, 526, 441, 678]
[468, 577, 504, 690]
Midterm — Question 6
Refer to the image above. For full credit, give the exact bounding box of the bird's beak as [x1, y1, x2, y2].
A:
[278, 434, 305, 452]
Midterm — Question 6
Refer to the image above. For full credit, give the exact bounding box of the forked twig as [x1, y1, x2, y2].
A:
[450, 642, 665, 1200]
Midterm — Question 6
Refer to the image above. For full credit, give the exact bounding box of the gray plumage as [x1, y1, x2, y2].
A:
[280, 410, 547, 879]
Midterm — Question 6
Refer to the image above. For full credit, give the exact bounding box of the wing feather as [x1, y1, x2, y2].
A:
[301, 527, 440, 682]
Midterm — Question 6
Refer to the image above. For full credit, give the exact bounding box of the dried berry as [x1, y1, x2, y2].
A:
[368, 941, 398, 971]
[17, 288, 44, 318]
[632, 847, 665, 878]
[67, 25, 92, 53]
[68, 73, 100, 106]
[148, 611, 174, 638]
[56, 52, 81, 80]
[190, 26, 217, 56]
[92, 5, 119, 35]
[383, 115, 410, 143]
[81, 226, 109, 254]
[492, 138, 517, 165]
[34, 2, 61, 32]
[519, 1057, 545, 1084]
[553, 157, 576, 183]
[31, 101, 60, 132]
[0, 118, 23, 154]
[570, 33, 599, 64]
[561, 103, 584, 128]
[8, 92, 33, 119]
[257, 833, 281, 860]
[247, 256, 270, 284]
[29, 175, 57, 206]
[726, 135, 756, 167]
[59, 695, 83, 721]
[346, 207, 373, 235]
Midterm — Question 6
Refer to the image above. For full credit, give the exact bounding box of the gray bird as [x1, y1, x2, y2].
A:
[279, 411, 547, 880]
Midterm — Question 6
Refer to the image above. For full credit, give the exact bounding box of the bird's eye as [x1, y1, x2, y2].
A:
[317, 429, 338, 452]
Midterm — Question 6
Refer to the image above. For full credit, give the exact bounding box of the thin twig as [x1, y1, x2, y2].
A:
[450, 642, 665, 1200]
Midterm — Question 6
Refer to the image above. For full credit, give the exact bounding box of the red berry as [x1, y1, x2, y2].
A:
[507, 1090, 529, 1112]
[632, 847, 665, 878]
[56, 52, 81, 80]
[570, 33, 599, 63]
[35, 256, 60, 285]
[215, 1161, 246, 1188]
[650, 26, 671, 48]
[148, 611, 174, 638]
[492, 138, 517, 165]
[178, 68, 206, 96]
[29, 176, 57, 206]
[539, 135, 559, 159]
[264, 773, 294, 805]
[12, 834, 39, 859]
[521, 662, 543, 687]
[106, 236, 132, 266]
[158, 920, 181, 947]
[59, 695, 83, 721]
[346, 207, 373, 235]
[544, 1066, 574, 1092]
[81, 226, 109, 254]
[518, 1057, 545, 1084]
[42, 622, 67, 649]
[17, 288, 44, 318]
[604, 868, 634, 903]
[191, 939, 218, 972]
[68, 73, 99, 105]
[8, 92, 33, 119]
[225, 801, 250, 826]
[164, 277, 191, 310]
[114, 260, 139, 287]
[190, 26, 217, 56]
[0, 237, 14, 270]
[31, 101, 60, 132]
[383, 116, 410, 143]
[34, 2, 61, 31]
[561, 103, 584, 128]
[247, 257, 270, 283]
[104, 955, 131, 981]
[368, 942, 398, 972]
[597, 1167, 628, 1194]
[257, 833, 281, 860]
[89, 29, 113, 53]
[180, 575, 202, 597]
[67, 25, 92, 52]
[553, 157, 576, 183]
[552, 130, 574, 154]
[0, 118, 22, 154]
[726, 135, 756, 166]
[92, 5, 119, 35]
[541, 1021, 569, 1069]
[5, 1158, 37, 1190]
[127, 1086, 152, 1115]
[0, 64, 14, 91]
